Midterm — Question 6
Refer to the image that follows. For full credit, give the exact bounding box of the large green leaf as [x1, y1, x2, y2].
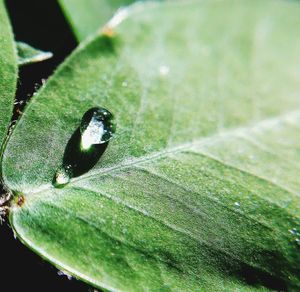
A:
[3, 0, 300, 290]
[58, 0, 137, 41]
[0, 0, 17, 149]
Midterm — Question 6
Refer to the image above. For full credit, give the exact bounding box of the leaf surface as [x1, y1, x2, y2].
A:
[58, 0, 136, 41]
[17, 41, 53, 66]
[0, 0, 17, 149]
[3, 0, 300, 290]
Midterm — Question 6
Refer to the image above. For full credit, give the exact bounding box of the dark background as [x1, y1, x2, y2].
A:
[1, 1, 94, 291]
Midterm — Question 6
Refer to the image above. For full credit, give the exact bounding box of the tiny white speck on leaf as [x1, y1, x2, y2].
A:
[159, 65, 170, 76]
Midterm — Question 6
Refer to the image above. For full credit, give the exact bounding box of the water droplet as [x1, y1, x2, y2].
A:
[159, 65, 170, 76]
[53, 107, 115, 188]
[234, 202, 240, 207]
[53, 165, 72, 187]
[80, 107, 116, 150]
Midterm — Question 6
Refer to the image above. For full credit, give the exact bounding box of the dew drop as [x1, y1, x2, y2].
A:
[53, 165, 72, 188]
[53, 107, 116, 188]
[80, 107, 116, 150]
[234, 202, 240, 207]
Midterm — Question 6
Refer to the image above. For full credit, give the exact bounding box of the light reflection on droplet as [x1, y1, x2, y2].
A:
[80, 107, 116, 151]
[81, 119, 105, 150]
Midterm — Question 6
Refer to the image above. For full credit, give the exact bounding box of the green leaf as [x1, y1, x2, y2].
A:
[3, 0, 300, 290]
[58, 0, 137, 41]
[16, 41, 53, 66]
[0, 0, 17, 149]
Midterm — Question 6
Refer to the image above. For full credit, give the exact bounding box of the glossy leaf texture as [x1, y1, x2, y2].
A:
[0, 0, 17, 149]
[58, 0, 137, 41]
[17, 41, 53, 66]
[3, 0, 300, 290]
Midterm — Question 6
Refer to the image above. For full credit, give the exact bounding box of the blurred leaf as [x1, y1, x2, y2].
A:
[17, 41, 53, 66]
[0, 0, 17, 149]
[58, 0, 138, 41]
[3, 0, 300, 290]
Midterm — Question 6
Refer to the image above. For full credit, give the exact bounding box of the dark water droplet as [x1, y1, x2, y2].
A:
[53, 107, 115, 187]
[80, 107, 116, 150]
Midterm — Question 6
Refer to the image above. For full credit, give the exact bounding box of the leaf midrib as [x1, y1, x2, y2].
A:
[18, 109, 300, 198]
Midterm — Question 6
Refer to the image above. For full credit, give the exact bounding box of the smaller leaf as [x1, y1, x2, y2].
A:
[58, 0, 137, 41]
[16, 42, 53, 66]
[0, 0, 17, 148]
